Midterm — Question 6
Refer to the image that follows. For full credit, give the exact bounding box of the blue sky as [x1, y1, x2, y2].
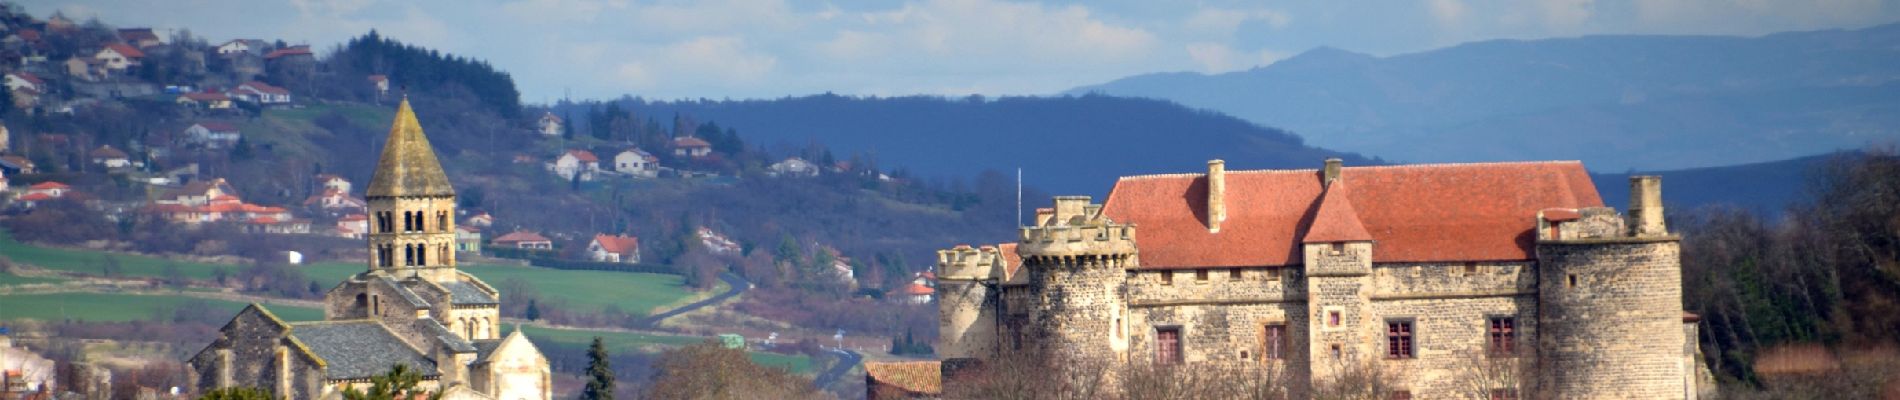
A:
[21, 0, 1900, 102]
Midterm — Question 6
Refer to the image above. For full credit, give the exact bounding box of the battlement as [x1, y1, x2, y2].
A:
[937, 244, 1008, 281]
[1538, 176, 1677, 243]
[1017, 196, 1137, 260]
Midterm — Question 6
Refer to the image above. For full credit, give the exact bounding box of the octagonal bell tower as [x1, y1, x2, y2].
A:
[364, 98, 460, 283]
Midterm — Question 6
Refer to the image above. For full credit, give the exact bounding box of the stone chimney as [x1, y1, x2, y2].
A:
[1207, 159, 1226, 232]
[1629, 176, 1666, 236]
[1052, 196, 1090, 224]
[1323, 158, 1343, 186]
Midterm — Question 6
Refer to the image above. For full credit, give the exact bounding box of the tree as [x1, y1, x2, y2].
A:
[524, 299, 541, 321]
[581, 336, 614, 400]
[340, 364, 441, 400]
[645, 341, 825, 400]
[198, 386, 272, 400]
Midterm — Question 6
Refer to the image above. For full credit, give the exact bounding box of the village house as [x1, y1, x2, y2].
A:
[0, 155, 35, 174]
[317, 173, 353, 193]
[334, 213, 369, 239]
[900, 283, 934, 305]
[612, 148, 659, 178]
[587, 234, 641, 263]
[176, 91, 232, 109]
[88, 145, 130, 169]
[671, 136, 712, 158]
[933, 159, 1710, 399]
[94, 43, 144, 71]
[17, 181, 72, 207]
[492, 231, 553, 249]
[303, 188, 367, 215]
[215, 39, 265, 56]
[183, 121, 241, 148]
[263, 45, 313, 62]
[9, 86, 38, 109]
[141, 178, 306, 232]
[697, 227, 742, 255]
[64, 56, 104, 81]
[537, 112, 562, 136]
[4, 71, 43, 93]
[455, 226, 483, 253]
[117, 28, 162, 48]
[368, 74, 388, 97]
[466, 212, 495, 227]
[231, 81, 290, 104]
[547, 149, 600, 181]
[769, 157, 820, 178]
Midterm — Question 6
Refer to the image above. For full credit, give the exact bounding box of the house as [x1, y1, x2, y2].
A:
[183, 122, 241, 148]
[118, 28, 162, 48]
[466, 212, 495, 227]
[95, 43, 144, 71]
[63, 56, 103, 81]
[768, 157, 820, 178]
[302, 188, 367, 214]
[9, 87, 38, 109]
[537, 112, 562, 136]
[367, 74, 388, 97]
[546, 149, 600, 181]
[24, 181, 70, 198]
[156, 178, 237, 206]
[612, 148, 659, 178]
[334, 213, 369, 239]
[144, 181, 299, 227]
[215, 39, 265, 56]
[0, 155, 34, 174]
[696, 227, 741, 255]
[89, 145, 131, 168]
[863, 361, 942, 400]
[262, 45, 313, 61]
[4, 71, 43, 93]
[231, 81, 290, 104]
[316, 174, 352, 194]
[587, 234, 641, 263]
[176, 91, 233, 109]
[492, 231, 553, 249]
[243, 215, 311, 234]
[455, 226, 482, 253]
[900, 283, 934, 305]
[671, 136, 712, 158]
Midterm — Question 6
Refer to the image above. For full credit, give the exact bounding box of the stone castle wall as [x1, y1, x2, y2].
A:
[1536, 239, 1685, 399]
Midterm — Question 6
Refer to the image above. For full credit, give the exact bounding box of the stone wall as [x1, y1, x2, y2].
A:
[1536, 239, 1685, 399]
[188, 307, 324, 399]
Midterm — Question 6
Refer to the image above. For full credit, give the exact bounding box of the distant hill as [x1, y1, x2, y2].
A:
[566, 94, 1374, 196]
[1071, 23, 1900, 172]
[1592, 152, 1842, 217]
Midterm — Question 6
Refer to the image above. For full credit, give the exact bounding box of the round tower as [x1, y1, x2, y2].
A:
[937, 244, 1002, 362]
[1535, 177, 1687, 399]
[1017, 196, 1138, 363]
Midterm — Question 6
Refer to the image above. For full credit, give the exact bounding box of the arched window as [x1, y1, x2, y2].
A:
[403, 244, 415, 266]
[438, 211, 448, 232]
[417, 244, 427, 266]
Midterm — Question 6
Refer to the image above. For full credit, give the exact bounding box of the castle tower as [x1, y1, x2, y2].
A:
[365, 98, 460, 283]
[1535, 176, 1686, 399]
[1300, 159, 1378, 384]
[937, 245, 1003, 364]
[1017, 196, 1137, 363]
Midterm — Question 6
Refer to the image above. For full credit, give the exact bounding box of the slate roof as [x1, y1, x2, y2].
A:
[1100, 161, 1603, 269]
[417, 318, 477, 353]
[381, 276, 431, 308]
[472, 339, 504, 362]
[440, 280, 498, 305]
[288, 321, 436, 380]
[367, 99, 455, 197]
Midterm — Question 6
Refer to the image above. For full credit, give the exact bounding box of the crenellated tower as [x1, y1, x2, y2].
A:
[1017, 196, 1138, 363]
[937, 245, 1006, 364]
[1534, 176, 1687, 399]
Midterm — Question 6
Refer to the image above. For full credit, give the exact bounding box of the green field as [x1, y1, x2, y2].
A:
[519, 325, 812, 373]
[0, 270, 64, 286]
[2, 231, 700, 318]
[0, 292, 323, 322]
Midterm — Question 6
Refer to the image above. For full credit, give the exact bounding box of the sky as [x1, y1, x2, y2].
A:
[21, 0, 1900, 102]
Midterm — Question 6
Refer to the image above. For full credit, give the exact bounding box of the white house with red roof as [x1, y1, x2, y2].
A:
[900, 283, 934, 304]
[465, 212, 495, 227]
[89, 145, 131, 168]
[24, 181, 70, 198]
[612, 148, 659, 178]
[4, 71, 44, 93]
[547, 149, 600, 181]
[367, 75, 388, 97]
[537, 112, 562, 136]
[587, 233, 641, 263]
[118, 28, 162, 48]
[263, 45, 312, 61]
[184, 121, 242, 148]
[95, 43, 144, 71]
[671, 136, 712, 158]
[315, 174, 352, 194]
[216, 39, 265, 56]
[334, 213, 370, 239]
[303, 188, 367, 214]
[492, 231, 553, 249]
[232, 81, 291, 104]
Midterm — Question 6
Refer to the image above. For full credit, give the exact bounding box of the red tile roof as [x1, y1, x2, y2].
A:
[998, 243, 1024, 282]
[864, 361, 942, 395]
[903, 283, 935, 295]
[102, 43, 144, 58]
[195, 121, 240, 132]
[564, 149, 599, 163]
[1100, 161, 1603, 269]
[592, 234, 639, 255]
[9, 71, 43, 85]
[19, 192, 54, 201]
[28, 182, 70, 190]
[264, 45, 312, 59]
[239, 81, 290, 95]
[1302, 181, 1372, 243]
[89, 145, 129, 160]
[181, 92, 229, 102]
[493, 231, 552, 244]
[672, 136, 711, 148]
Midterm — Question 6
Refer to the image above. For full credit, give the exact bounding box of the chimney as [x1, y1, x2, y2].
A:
[1207, 159, 1226, 232]
[1629, 176, 1666, 236]
[1052, 196, 1090, 224]
[1323, 158, 1343, 186]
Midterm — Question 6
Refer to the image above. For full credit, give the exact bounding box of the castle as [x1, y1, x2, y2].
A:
[189, 100, 551, 400]
[937, 159, 1710, 399]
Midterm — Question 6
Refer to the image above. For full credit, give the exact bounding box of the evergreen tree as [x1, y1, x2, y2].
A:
[582, 336, 615, 400]
[524, 299, 541, 321]
[200, 387, 272, 400]
[341, 364, 441, 400]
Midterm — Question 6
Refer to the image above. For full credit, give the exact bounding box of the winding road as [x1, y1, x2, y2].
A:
[635, 271, 749, 327]
[812, 348, 864, 390]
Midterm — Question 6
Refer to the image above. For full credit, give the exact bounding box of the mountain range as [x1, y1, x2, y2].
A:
[1070, 23, 1900, 172]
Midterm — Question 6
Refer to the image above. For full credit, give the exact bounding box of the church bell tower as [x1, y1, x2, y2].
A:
[365, 98, 460, 283]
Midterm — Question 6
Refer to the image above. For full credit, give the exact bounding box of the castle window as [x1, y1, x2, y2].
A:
[1161, 270, 1173, 285]
[1329, 344, 1341, 358]
[401, 211, 412, 232]
[1229, 268, 1243, 280]
[1263, 323, 1287, 360]
[1195, 269, 1209, 282]
[1490, 389, 1519, 400]
[1488, 316, 1516, 356]
[1240, 350, 1249, 359]
[403, 244, 415, 266]
[1386, 320, 1415, 359]
[1567, 274, 1578, 288]
[1327, 311, 1342, 327]
[1330, 242, 1344, 255]
[1156, 327, 1182, 365]
[417, 244, 427, 266]
[1464, 262, 1478, 276]
[1268, 268, 1281, 282]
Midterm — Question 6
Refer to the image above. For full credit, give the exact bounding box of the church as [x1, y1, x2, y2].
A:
[189, 99, 551, 400]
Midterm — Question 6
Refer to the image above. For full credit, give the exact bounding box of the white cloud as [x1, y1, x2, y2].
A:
[1186, 42, 1283, 73]
[1539, 0, 1595, 30]
[1184, 7, 1291, 37]
[1428, 0, 1468, 25]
